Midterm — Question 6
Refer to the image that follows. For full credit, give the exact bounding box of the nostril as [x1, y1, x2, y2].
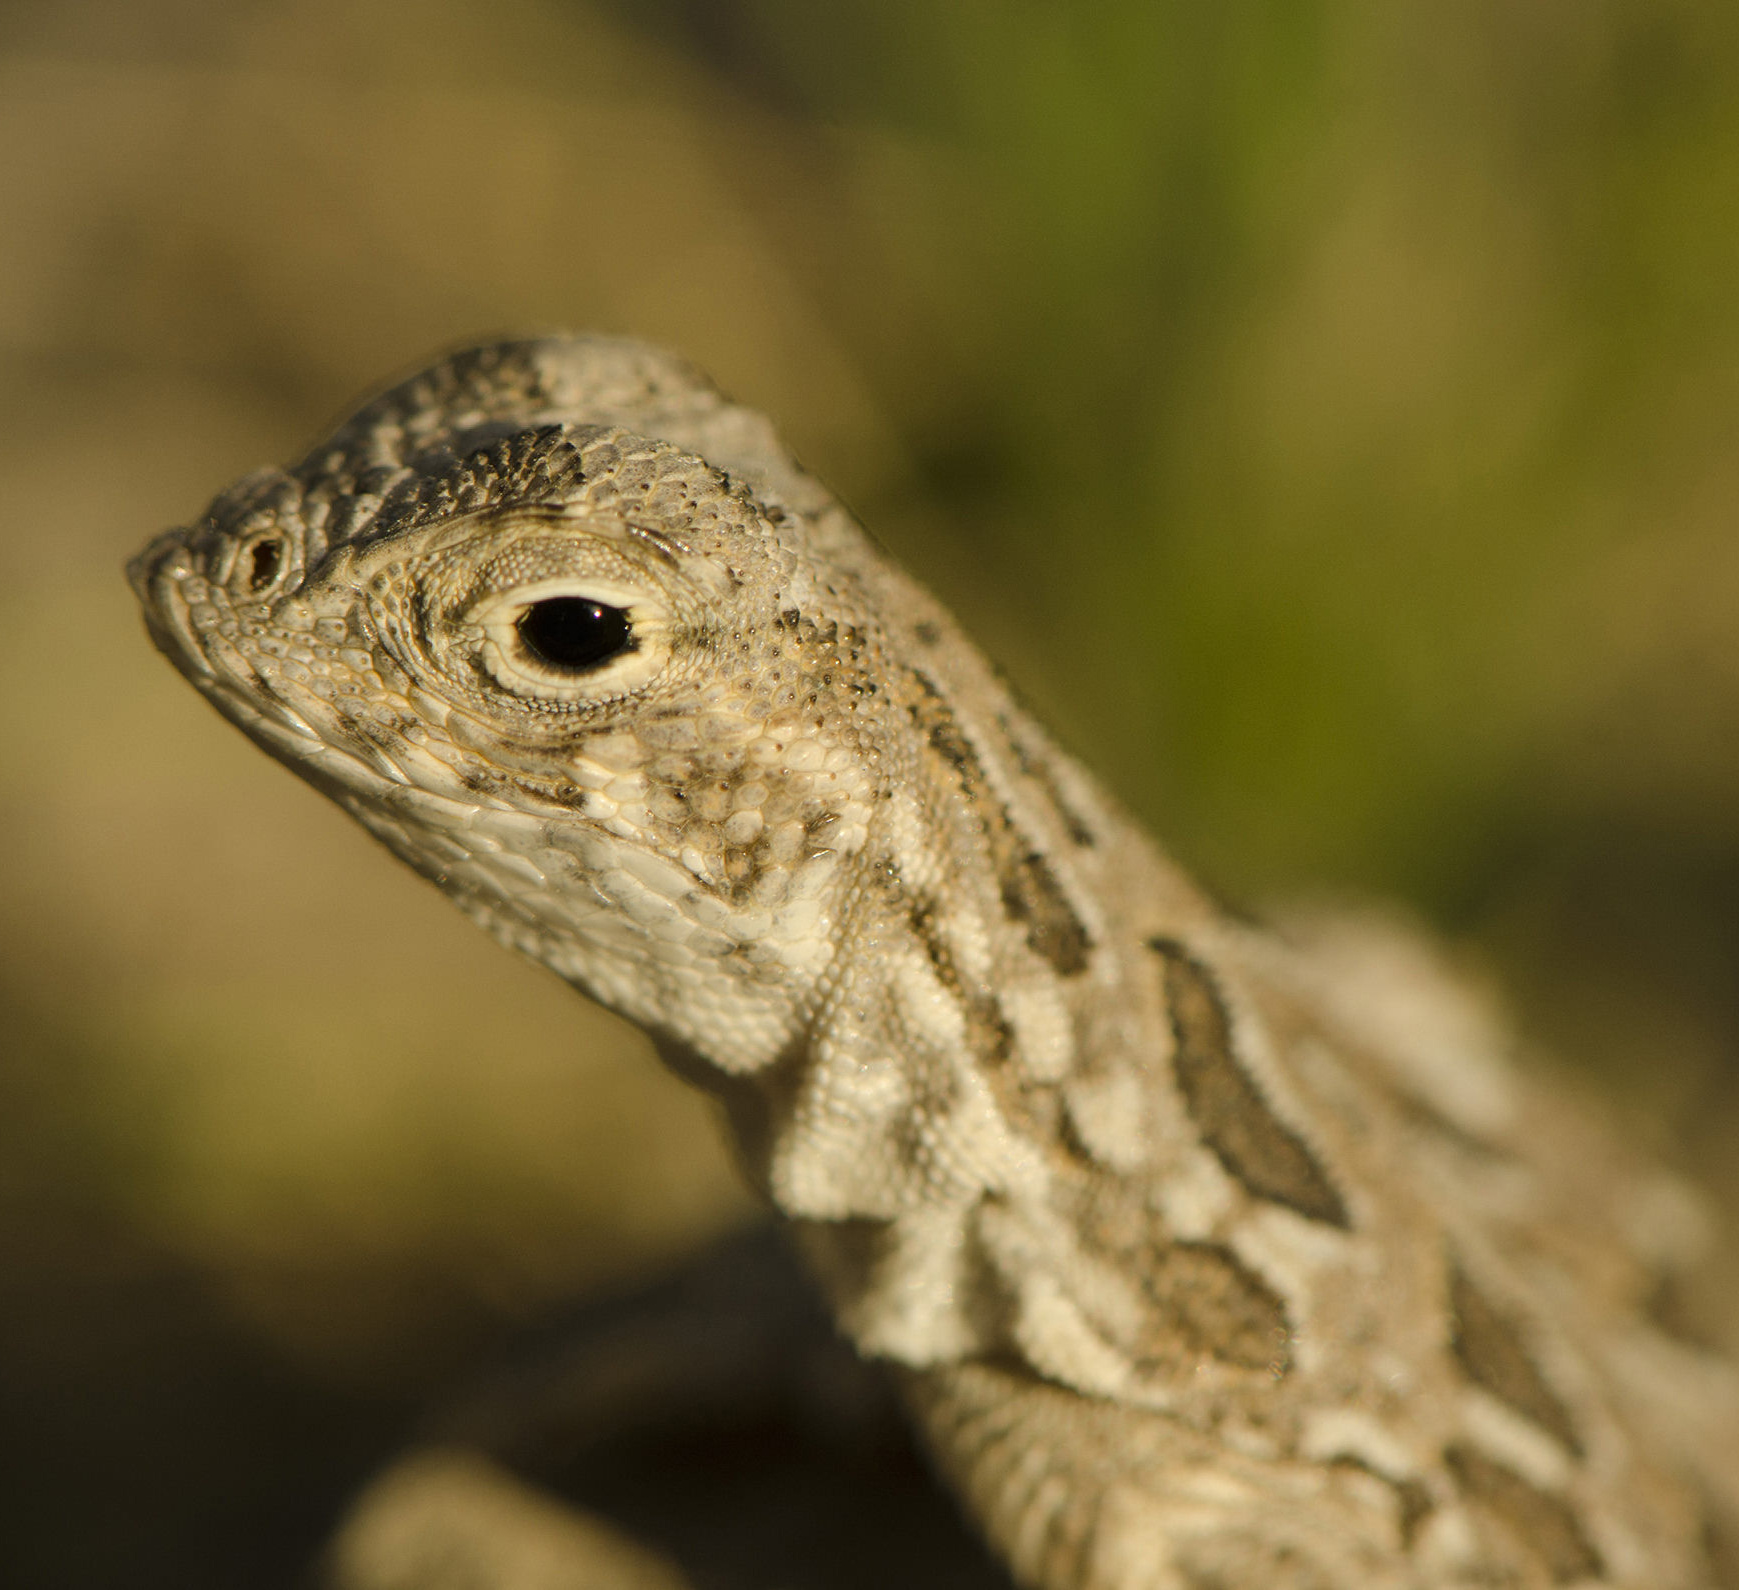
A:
[245, 535, 285, 593]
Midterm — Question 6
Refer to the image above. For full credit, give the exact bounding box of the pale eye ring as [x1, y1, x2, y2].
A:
[472, 578, 670, 701]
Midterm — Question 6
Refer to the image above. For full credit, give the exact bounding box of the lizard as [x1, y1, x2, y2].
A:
[128, 335, 1739, 1589]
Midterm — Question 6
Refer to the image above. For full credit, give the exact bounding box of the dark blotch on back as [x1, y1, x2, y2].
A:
[907, 669, 981, 782]
[1445, 1444, 1602, 1583]
[1001, 850, 1092, 977]
[1136, 1242, 1291, 1374]
[906, 670, 1093, 978]
[909, 898, 1013, 1067]
[1449, 1263, 1582, 1458]
[1149, 939, 1349, 1228]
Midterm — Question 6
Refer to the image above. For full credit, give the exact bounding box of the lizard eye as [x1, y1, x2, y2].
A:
[471, 578, 670, 703]
[516, 596, 633, 673]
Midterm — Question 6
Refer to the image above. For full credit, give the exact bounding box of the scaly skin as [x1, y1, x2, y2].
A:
[131, 337, 1738, 1589]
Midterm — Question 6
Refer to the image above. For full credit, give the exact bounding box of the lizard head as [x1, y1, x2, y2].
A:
[128, 337, 895, 1074]
[128, 338, 1162, 1367]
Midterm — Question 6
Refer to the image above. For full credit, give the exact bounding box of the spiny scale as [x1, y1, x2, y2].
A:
[131, 337, 1739, 1589]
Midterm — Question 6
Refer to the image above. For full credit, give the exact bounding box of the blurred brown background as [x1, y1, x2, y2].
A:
[4, 0, 1739, 1583]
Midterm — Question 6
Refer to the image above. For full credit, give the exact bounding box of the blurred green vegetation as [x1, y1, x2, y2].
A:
[2, 0, 1738, 1583]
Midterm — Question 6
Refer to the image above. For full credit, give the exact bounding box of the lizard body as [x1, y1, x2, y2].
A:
[130, 336, 1739, 1589]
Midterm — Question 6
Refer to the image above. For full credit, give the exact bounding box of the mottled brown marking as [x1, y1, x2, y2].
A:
[1150, 939, 1349, 1228]
[1445, 1444, 1602, 1583]
[909, 897, 947, 971]
[907, 674, 1093, 977]
[1137, 1242, 1291, 1374]
[909, 898, 1013, 1066]
[930, 715, 980, 777]
[1001, 849, 1092, 977]
[373, 423, 589, 539]
[1449, 1263, 1582, 1457]
[291, 340, 558, 522]
[908, 669, 982, 780]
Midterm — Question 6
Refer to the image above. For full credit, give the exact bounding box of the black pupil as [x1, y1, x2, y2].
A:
[515, 597, 633, 673]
